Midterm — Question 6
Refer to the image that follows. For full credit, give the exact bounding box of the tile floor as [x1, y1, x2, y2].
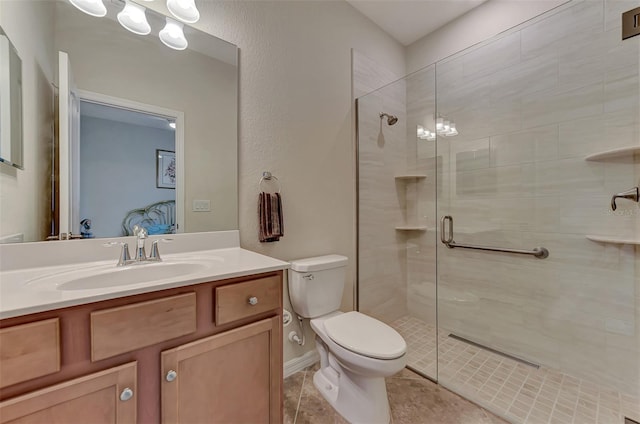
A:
[284, 364, 507, 424]
[391, 316, 640, 424]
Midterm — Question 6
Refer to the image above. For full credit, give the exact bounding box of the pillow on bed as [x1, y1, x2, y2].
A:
[146, 224, 171, 235]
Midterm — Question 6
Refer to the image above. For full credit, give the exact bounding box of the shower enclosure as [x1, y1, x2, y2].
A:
[357, 1, 640, 422]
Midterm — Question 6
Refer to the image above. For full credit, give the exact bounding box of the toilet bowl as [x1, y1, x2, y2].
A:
[288, 255, 407, 424]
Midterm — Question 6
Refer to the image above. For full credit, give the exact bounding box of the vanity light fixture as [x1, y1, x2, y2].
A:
[419, 116, 458, 141]
[117, 0, 151, 35]
[69, 0, 107, 17]
[446, 122, 458, 136]
[166, 0, 200, 23]
[159, 17, 188, 50]
[417, 125, 436, 141]
[435, 116, 459, 137]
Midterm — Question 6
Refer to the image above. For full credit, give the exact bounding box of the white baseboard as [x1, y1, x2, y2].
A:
[284, 350, 319, 378]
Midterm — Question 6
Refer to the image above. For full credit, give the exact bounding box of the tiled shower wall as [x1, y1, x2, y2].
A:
[354, 51, 410, 324]
[434, 0, 639, 397]
[405, 68, 438, 328]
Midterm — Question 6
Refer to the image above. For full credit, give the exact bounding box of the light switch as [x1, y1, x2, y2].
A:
[192, 199, 211, 212]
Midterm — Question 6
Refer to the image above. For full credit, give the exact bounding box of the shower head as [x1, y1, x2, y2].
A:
[380, 112, 398, 126]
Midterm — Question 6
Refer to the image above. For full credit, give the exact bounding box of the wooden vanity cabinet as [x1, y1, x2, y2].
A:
[0, 362, 137, 424]
[161, 316, 281, 423]
[0, 271, 283, 424]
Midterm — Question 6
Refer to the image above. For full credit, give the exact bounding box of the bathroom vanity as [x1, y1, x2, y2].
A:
[0, 231, 288, 423]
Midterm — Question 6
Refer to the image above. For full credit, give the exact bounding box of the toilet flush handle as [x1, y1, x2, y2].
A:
[303, 274, 314, 280]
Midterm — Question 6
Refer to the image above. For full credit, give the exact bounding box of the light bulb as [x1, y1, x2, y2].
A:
[167, 0, 200, 23]
[436, 117, 444, 131]
[117, 1, 151, 35]
[444, 120, 450, 131]
[68, 0, 107, 17]
[159, 17, 188, 50]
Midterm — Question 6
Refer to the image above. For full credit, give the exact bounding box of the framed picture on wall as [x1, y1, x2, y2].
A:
[156, 149, 176, 189]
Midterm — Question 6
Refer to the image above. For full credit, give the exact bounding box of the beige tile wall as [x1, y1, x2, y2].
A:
[435, 0, 640, 397]
[356, 0, 639, 398]
[354, 51, 410, 323]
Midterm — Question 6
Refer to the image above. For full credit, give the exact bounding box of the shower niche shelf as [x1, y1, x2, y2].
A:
[395, 172, 427, 232]
[585, 235, 640, 245]
[395, 174, 427, 180]
[584, 146, 640, 161]
[395, 226, 428, 231]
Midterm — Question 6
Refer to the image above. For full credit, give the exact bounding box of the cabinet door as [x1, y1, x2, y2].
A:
[161, 316, 282, 424]
[0, 362, 136, 424]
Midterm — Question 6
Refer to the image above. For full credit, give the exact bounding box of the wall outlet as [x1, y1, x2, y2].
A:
[192, 199, 211, 212]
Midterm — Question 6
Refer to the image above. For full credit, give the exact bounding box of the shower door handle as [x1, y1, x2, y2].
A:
[439, 215, 549, 259]
[440, 215, 454, 245]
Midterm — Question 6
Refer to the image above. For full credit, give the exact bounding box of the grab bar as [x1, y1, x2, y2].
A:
[439, 216, 549, 259]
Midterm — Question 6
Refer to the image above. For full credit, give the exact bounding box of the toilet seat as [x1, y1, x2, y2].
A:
[323, 311, 406, 360]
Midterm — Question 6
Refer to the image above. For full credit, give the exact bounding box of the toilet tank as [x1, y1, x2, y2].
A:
[288, 255, 348, 319]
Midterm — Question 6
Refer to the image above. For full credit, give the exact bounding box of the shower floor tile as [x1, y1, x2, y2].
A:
[390, 316, 640, 424]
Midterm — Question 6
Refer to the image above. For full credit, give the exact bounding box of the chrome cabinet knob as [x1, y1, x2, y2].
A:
[248, 296, 258, 306]
[166, 370, 177, 382]
[120, 387, 134, 401]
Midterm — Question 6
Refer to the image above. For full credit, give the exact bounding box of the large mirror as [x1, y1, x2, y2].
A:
[0, 26, 23, 170]
[0, 0, 238, 243]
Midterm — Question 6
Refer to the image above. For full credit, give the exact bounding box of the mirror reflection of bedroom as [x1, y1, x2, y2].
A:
[78, 100, 176, 239]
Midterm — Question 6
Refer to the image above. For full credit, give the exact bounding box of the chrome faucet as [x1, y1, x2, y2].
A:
[133, 225, 148, 262]
[611, 187, 639, 211]
[105, 227, 172, 266]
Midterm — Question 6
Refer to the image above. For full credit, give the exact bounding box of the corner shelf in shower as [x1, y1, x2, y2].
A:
[395, 174, 427, 180]
[585, 235, 640, 245]
[395, 226, 428, 231]
[584, 146, 640, 161]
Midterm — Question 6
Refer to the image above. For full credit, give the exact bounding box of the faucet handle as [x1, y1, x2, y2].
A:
[119, 243, 132, 266]
[150, 238, 173, 261]
[104, 241, 132, 266]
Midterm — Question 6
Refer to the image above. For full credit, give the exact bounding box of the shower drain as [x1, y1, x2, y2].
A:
[447, 333, 540, 369]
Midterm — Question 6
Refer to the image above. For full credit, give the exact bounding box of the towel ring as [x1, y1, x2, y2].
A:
[259, 171, 281, 194]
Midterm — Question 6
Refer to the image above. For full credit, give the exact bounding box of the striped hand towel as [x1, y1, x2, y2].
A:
[259, 192, 284, 242]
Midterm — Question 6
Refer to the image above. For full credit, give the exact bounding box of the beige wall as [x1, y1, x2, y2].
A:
[150, 1, 407, 363]
[0, 1, 55, 242]
[406, 0, 567, 74]
[420, 0, 639, 396]
[354, 51, 408, 324]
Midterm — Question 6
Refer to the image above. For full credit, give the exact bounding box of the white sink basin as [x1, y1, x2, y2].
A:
[25, 259, 219, 291]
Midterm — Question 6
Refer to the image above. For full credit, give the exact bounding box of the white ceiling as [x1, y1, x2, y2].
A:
[345, 0, 487, 46]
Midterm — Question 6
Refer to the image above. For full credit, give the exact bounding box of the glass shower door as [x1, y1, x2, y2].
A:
[435, 1, 640, 422]
[357, 65, 438, 380]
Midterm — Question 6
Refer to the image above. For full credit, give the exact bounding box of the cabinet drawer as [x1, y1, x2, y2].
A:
[91, 293, 196, 362]
[0, 319, 60, 388]
[215, 276, 281, 325]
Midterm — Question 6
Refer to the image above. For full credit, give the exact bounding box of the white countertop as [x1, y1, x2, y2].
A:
[0, 231, 289, 320]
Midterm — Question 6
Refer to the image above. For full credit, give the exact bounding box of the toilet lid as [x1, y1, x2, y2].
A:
[323, 312, 406, 360]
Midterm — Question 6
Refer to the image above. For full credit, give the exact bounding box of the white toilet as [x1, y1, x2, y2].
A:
[288, 255, 407, 424]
